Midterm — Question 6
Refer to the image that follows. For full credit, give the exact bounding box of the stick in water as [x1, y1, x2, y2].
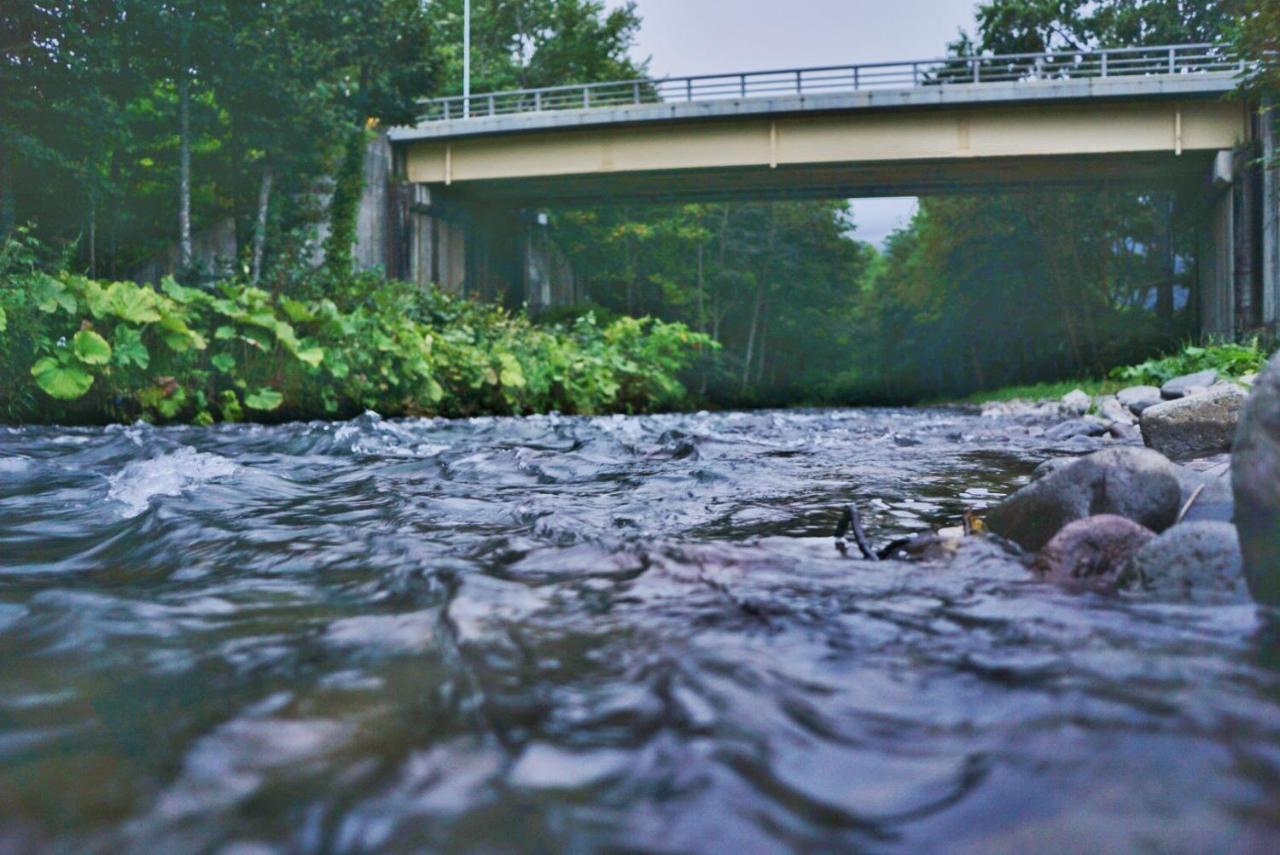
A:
[835, 504, 878, 561]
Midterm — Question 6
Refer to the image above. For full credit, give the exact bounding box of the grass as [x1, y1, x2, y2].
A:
[957, 378, 1122, 405]
[953, 339, 1273, 406]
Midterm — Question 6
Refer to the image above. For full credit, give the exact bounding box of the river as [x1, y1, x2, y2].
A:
[1, 408, 1277, 852]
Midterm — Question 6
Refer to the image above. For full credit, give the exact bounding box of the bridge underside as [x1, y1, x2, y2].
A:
[429, 151, 1218, 207]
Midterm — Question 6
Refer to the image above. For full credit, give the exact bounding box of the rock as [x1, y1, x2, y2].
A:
[1239, 373, 1258, 388]
[1044, 418, 1109, 441]
[1060, 389, 1092, 416]
[1117, 385, 1163, 416]
[1097, 396, 1136, 425]
[1031, 457, 1077, 481]
[1141, 385, 1247, 460]
[1161, 370, 1219, 399]
[1173, 465, 1234, 524]
[987, 447, 1182, 552]
[980, 399, 1060, 419]
[1107, 421, 1139, 442]
[1232, 351, 1280, 605]
[1122, 521, 1248, 602]
[1033, 515, 1155, 591]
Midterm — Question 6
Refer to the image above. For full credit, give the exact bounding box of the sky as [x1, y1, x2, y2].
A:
[605, 0, 980, 246]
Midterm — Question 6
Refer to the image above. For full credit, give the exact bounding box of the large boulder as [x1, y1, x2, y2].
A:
[1122, 521, 1248, 602]
[987, 447, 1182, 552]
[1117, 385, 1163, 416]
[1141, 385, 1247, 460]
[1033, 515, 1155, 591]
[1097, 396, 1136, 425]
[1233, 351, 1280, 605]
[1161, 370, 1219, 399]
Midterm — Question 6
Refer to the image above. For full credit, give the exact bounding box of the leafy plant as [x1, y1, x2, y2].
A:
[1109, 340, 1270, 386]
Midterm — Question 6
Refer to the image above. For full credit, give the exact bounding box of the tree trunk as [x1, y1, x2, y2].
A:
[1154, 193, 1175, 320]
[0, 142, 13, 239]
[178, 70, 193, 273]
[251, 163, 274, 284]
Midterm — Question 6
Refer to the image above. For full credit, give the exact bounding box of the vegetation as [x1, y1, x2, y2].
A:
[0, 230, 711, 424]
[1109, 339, 1270, 386]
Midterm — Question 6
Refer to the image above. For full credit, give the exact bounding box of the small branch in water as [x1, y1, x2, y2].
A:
[1175, 484, 1206, 525]
[835, 504, 878, 561]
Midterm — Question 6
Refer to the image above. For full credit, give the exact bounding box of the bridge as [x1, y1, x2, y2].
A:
[363, 44, 1278, 338]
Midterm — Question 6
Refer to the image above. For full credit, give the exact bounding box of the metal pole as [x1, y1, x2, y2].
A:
[463, 0, 471, 118]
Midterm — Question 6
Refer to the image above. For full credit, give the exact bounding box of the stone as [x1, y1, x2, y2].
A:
[1240, 373, 1258, 388]
[1141, 385, 1247, 461]
[1232, 351, 1280, 605]
[1161, 370, 1219, 399]
[1107, 421, 1139, 442]
[1060, 389, 1092, 416]
[1122, 521, 1248, 602]
[1033, 515, 1155, 591]
[1044, 418, 1108, 441]
[986, 447, 1182, 552]
[1097, 396, 1136, 425]
[1173, 465, 1234, 524]
[1117, 385, 1163, 416]
[1031, 457, 1077, 482]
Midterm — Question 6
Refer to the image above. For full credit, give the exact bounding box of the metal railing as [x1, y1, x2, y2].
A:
[415, 43, 1240, 124]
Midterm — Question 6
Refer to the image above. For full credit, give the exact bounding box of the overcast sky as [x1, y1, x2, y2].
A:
[605, 0, 980, 246]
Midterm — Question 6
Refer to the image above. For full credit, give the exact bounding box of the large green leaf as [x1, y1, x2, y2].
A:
[33, 275, 77, 315]
[244, 387, 284, 411]
[105, 282, 161, 323]
[211, 353, 236, 374]
[31, 356, 94, 400]
[73, 330, 112, 365]
[112, 326, 150, 369]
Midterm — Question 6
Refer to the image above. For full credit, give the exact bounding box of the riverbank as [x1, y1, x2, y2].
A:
[953, 340, 1270, 407]
[0, 252, 714, 424]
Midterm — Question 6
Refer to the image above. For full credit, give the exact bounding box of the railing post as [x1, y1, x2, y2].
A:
[583, 88, 590, 109]
[796, 70, 803, 94]
[535, 90, 542, 111]
[1169, 47, 1176, 74]
[853, 66, 860, 90]
[686, 79, 693, 102]
[1101, 51, 1108, 78]
[740, 74, 747, 97]
[912, 63, 919, 86]
[444, 100, 451, 120]
[973, 58, 980, 83]
[633, 82, 641, 104]
[488, 94, 495, 116]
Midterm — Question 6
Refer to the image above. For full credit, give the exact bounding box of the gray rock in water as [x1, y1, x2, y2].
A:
[1122, 521, 1248, 602]
[1097, 396, 1136, 425]
[1141, 385, 1247, 461]
[1117, 385, 1163, 416]
[1173, 466, 1235, 524]
[1161, 370, 1219, 399]
[1060, 389, 1092, 416]
[1233, 351, 1280, 605]
[986, 447, 1182, 552]
[1044, 418, 1109, 441]
[1033, 515, 1155, 591]
[1032, 457, 1078, 482]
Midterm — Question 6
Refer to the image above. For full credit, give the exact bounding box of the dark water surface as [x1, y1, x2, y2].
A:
[1, 409, 1277, 853]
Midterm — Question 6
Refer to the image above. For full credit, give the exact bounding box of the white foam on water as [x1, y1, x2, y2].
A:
[107, 446, 240, 518]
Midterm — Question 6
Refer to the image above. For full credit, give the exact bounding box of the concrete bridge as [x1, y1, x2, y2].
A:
[361, 44, 1278, 337]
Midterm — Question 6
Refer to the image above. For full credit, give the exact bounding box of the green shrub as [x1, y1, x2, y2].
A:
[1109, 339, 1270, 387]
[0, 240, 716, 425]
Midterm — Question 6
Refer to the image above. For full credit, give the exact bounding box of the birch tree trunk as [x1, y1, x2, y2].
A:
[251, 164, 274, 284]
[178, 69, 193, 272]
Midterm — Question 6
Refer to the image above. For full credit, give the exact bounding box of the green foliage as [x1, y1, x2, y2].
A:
[0, 236, 712, 424]
[1109, 340, 1270, 386]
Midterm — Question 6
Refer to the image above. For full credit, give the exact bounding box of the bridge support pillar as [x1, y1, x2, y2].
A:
[1198, 146, 1268, 339]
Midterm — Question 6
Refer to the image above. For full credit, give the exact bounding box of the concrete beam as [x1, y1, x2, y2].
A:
[1263, 99, 1279, 329]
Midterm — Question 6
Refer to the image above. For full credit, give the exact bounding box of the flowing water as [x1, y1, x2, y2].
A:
[1, 408, 1277, 853]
